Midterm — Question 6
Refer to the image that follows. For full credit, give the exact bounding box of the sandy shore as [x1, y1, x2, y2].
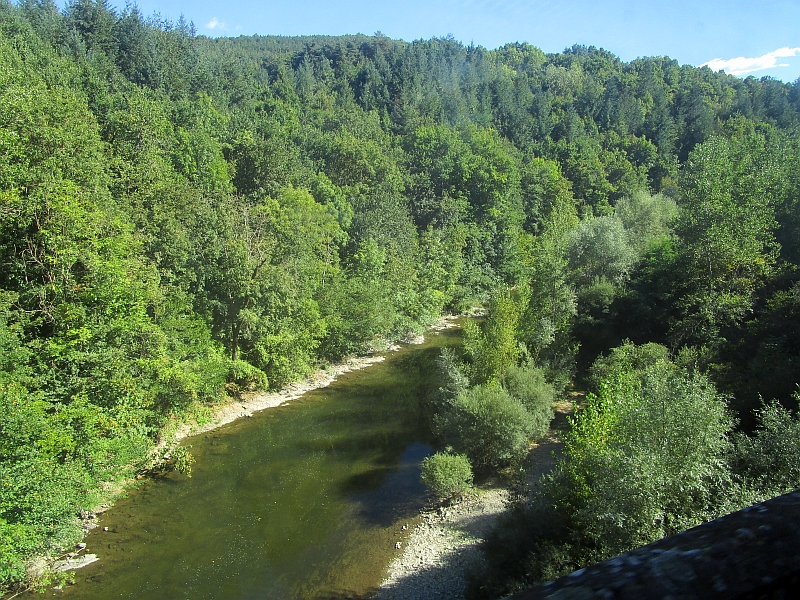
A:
[171, 354, 388, 442]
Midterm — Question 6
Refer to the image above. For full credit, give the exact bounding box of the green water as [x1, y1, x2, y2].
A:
[60, 327, 460, 600]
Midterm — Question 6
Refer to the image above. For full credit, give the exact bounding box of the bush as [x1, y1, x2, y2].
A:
[588, 340, 671, 391]
[562, 365, 735, 556]
[734, 398, 800, 498]
[503, 363, 555, 438]
[434, 347, 470, 406]
[421, 452, 474, 499]
[435, 384, 536, 469]
[472, 362, 737, 597]
[228, 359, 268, 391]
[564, 365, 732, 560]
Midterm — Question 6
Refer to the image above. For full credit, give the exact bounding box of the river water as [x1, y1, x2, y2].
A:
[59, 326, 460, 600]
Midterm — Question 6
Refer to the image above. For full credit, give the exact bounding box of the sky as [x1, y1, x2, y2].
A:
[114, 0, 800, 83]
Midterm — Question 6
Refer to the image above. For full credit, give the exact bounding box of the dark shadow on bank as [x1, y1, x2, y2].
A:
[371, 545, 477, 600]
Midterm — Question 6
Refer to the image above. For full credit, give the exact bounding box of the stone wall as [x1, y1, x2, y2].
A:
[511, 490, 800, 599]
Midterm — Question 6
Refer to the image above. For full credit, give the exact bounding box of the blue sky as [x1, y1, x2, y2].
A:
[116, 0, 800, 82]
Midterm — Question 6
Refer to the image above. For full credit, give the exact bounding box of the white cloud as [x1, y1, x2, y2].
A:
[701, 47, 800, 76]
[206, 17, 226, 30]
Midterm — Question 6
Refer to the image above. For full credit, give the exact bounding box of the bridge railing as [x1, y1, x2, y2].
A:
[511, 489, 800, 599]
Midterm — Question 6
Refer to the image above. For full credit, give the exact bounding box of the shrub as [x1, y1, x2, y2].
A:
[435, 384, 536, 469]
[421, 452, 473, 499]
[503, 363, 555, 438]
[734, 398, 800, 498]
[228, 359, 268, 391]
[472, 362, 737, 597]
[435, 347, 470, 406]
[562, 365, 735, 556]
[588, 340, 671, 391]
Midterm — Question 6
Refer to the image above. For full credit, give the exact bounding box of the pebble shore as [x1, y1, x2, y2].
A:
[375, 488, 508, 600]
[373, 399, 575, 600]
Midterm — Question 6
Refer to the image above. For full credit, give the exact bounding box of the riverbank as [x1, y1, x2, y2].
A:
[375, 488, 508, 600]
[372, 398, 575, 600]
[25, 316, 462, 591]
[171, 315, 460, 443]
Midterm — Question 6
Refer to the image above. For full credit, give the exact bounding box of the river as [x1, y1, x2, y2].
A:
[58, 326, 461, 600]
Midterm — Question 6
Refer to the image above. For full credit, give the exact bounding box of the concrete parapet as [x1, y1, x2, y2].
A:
[512, 490, 800, 599]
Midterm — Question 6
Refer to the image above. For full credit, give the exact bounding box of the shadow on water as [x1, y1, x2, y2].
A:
[349, 442, 433, 527]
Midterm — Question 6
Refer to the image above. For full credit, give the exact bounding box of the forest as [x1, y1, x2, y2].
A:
[1, 0, 800, 594]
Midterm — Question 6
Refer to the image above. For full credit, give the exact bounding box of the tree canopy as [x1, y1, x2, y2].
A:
[2, 0, 800, 592]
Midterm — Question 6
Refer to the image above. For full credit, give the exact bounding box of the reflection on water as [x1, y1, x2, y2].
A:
[57, 327, 460, 600]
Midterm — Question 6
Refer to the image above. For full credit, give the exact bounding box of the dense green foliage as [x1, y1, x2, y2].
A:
[420, 451, 473, 500]
[559, 365, 734, 557]
[434, 383, 536, 469]
[2, 0, 800, 592]
[502, 363, 555, 437]
[733, 398, 800, 497]
[431, 335, 553, 473]
[470, 343, 800, 598]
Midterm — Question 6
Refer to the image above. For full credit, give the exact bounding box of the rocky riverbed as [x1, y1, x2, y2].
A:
[375, 488, 508, 600]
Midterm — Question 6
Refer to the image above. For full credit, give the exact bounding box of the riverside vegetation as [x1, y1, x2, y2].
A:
[2, 0, 800, 595]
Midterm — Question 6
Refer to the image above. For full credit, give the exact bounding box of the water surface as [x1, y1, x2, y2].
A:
[60, 327, 459, 599]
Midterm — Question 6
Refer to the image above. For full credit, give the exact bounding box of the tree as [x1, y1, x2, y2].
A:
[734, 398, 800, 498]
[673, 129, 781, 346]
[561, 357, 734, 555]
[463, 288, 525, 384]
[64, 0, 118, 59]
[403, 124, 472, 229]
[203, 188, 341, 384]
[317, 238, 394, 359]
[519, 157, 574, 235]
[615, 189, 677, 255]
[518, 185, 578, 385]
[567, 215, 637, 287]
